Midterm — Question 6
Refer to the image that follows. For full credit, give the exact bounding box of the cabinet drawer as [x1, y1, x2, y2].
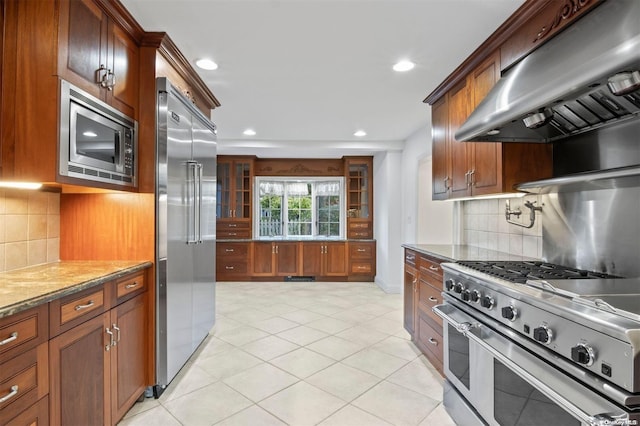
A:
[404, 249, 417, 268]
[0, 305, 48, 363]
[416, 312, 443, 366]
[0, 343, 48, 425]
[50, 285, 108, 337]
[4, 396, 48, 426]
[417, 280, 443, 328]
[218, 229, 251, 239]
[419, 256, 444, 280]
[350, 262, 374, 275]
[218, 243, 249, 258]
[349, 243, 373, 260]
[116, 272, 146, 302]
[216, 261, 248, 275]
[348, 222, 372, 239]
[217, 221, 250, 230]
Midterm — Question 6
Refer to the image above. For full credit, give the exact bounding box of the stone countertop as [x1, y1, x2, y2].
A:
[0, 260, 152, 319]
[402, 244, 538, 262]
[219, 238, 376, 243]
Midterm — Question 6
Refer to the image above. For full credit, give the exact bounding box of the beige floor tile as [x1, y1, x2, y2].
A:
[223, 363, 299, 402]
[256, 303, 300, 316]
[335, 325, 390, 347]
[250, 316, 300, 334]
[386, 357, 445, 401]
[419, 403, 456, 426]
[159, 362, 217, 402]
[163, 382, 253, 425]
[241, 335, 300, 360]
[118, 404, 181, 426]
[121, 397, 161, 420]
[280, 309, 327, 324]
[352, 303, 395, 316]
[259, 381, 346, 426]
[330, 309, 377, 324]
[213, 316, 245, 333]
[224, 308, 274, 324]
[306, 336, 365, 360]
[371, 336, 422, 361]
[214, 405, 287, 426]
[216, 325, 270, 346]
[318, 404, 392, 426]
[305, 317, 355, 334]
[276, 325, 329, 346]
[342, 348, 409, 379]
[196, 348, 263, 380]
[352, 381, 439, 426]
[197, 336, 236, 358]
[270, 347, 335, 379]
[304, 302, 346, 316]
[367, 316, 405, 335]
[306, 362, 381, 402]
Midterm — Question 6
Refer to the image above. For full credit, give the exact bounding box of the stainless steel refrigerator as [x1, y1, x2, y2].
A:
[155, 77, 216, 394]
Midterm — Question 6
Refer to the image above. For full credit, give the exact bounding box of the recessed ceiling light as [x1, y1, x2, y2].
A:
[354, 130, 367, 137]
[82, 131, 97, 137]
[195, 58, 218, 71]
[393, 60, 415, 72]
[243, 129, 256, 136]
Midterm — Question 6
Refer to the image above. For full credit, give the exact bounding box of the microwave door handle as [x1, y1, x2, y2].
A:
[114, 130, 121, 166]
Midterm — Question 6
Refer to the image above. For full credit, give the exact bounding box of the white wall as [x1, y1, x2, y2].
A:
[400, 125, 430, 245]
[373, 150, 404, 293]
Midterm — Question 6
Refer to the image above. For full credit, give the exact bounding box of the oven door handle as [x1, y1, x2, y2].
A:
[433, 303, 627, 426]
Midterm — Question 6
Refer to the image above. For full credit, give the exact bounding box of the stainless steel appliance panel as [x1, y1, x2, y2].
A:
[156, 78, 216, 390]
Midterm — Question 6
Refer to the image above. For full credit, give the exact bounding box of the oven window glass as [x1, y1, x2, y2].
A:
[75, 114, 119, 165]
[448, 323, 470, 389]
[494, 359, 579, 426]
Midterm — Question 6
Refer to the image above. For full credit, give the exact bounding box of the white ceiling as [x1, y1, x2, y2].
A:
[121, 0, 524, 157]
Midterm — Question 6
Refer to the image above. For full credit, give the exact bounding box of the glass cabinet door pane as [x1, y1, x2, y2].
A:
[348, 163, 369, 219]
[217, 162, 231, 218]
[234, 162, 251, 219]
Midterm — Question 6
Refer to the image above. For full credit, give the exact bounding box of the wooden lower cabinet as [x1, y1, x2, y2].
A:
[252, 241, 300, 277]
[404, 249, 446, 375]
[216, 242, 250, 280]
[301, 242, 347, 277]
[49, 292, 147, 425]
[4, 396, 49, 426]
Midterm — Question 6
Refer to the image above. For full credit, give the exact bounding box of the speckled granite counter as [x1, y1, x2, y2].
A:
[402, 244, 538, 262]
[0, 260, 152, 318]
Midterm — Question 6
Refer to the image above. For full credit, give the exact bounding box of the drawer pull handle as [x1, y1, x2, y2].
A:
[429, 266, 439, 272]
[225, 249, 235, 252]
[105, 328, 114, 351]
[125, 282, 139, 289]
[428, 338, 438, 346]
[0, 385, 18, 403]
[228, 232, 237, 236]
[225, 266, 234, 270]
[0, 332, 18, 346]
[228, 224, 237, 227]
[429, 296, 438, 302]
[112, 324, 121, 344]
[357, 248, 366, 252]
[75, 300, 95, 311]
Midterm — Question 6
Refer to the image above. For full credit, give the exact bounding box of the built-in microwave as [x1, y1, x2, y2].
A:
[59, 80, 137, 188]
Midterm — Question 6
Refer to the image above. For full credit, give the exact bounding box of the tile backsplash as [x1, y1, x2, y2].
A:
[0, 189, 60, 272]
[462, 194, 543, 259]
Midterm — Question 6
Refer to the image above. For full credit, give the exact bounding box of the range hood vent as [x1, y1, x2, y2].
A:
[455, 0, 640, 143]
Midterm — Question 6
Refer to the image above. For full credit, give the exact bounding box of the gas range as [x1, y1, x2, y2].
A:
[441, 261, 640, 394]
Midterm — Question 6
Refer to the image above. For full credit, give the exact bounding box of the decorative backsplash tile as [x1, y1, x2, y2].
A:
[462, 194, 543, 259]
[0, 189, 60, 272]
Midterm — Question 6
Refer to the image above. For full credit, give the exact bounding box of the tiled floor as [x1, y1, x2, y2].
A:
[119, 281, 456, 426]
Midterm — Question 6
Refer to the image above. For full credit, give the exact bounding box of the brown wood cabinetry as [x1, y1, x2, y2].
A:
[0, 305, 49, 426]
[49, 270, 149, 426]
[302, 242, 348, 277]
[217, 157, 254, 239]
[57, 0, 140, 118]
[403, 249, 445, 375]
[430, 50, 552, 200]
[216, 242, 250, 280]
[345, 157, 373, 239]
[348, 241, 376, 279]
[252, 241, 300, 277]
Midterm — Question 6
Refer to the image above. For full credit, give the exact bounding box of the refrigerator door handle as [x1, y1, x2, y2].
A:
[187, 161, 199, 244]
[197, 162, 204, 243]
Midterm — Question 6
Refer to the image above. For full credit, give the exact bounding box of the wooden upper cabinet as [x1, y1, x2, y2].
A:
[431, 97, 449, 200]
[344, 157, 373, 239]
[447, 80, 471, 198]
[216, 156, 254, 239]
[58, 0, 140, 118]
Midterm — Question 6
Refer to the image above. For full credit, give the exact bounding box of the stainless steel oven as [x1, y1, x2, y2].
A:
[434, 262, 640, 426]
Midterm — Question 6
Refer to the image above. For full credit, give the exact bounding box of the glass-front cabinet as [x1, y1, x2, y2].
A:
[344, 156, 373, 239]
[216, 156, 254, 239]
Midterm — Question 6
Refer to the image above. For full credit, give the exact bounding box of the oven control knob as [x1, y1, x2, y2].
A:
[470, 290, 481, 303]
[454, 283, 465, 294]
[533, 326, 553, 345]
[501, 305, 518, 322]
[445, 279, 455, 291]
[571, 344, 595, 367]
[480, 296, 495, 310]
[461, 290, 471, 301]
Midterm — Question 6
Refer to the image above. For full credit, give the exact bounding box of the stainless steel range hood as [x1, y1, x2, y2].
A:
[455, 0, 640, 143]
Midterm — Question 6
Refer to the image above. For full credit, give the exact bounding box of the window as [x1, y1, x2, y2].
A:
[255, 178, 344, 238]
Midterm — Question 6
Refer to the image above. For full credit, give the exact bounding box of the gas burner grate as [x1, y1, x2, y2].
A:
[457, 261, 620, 283]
